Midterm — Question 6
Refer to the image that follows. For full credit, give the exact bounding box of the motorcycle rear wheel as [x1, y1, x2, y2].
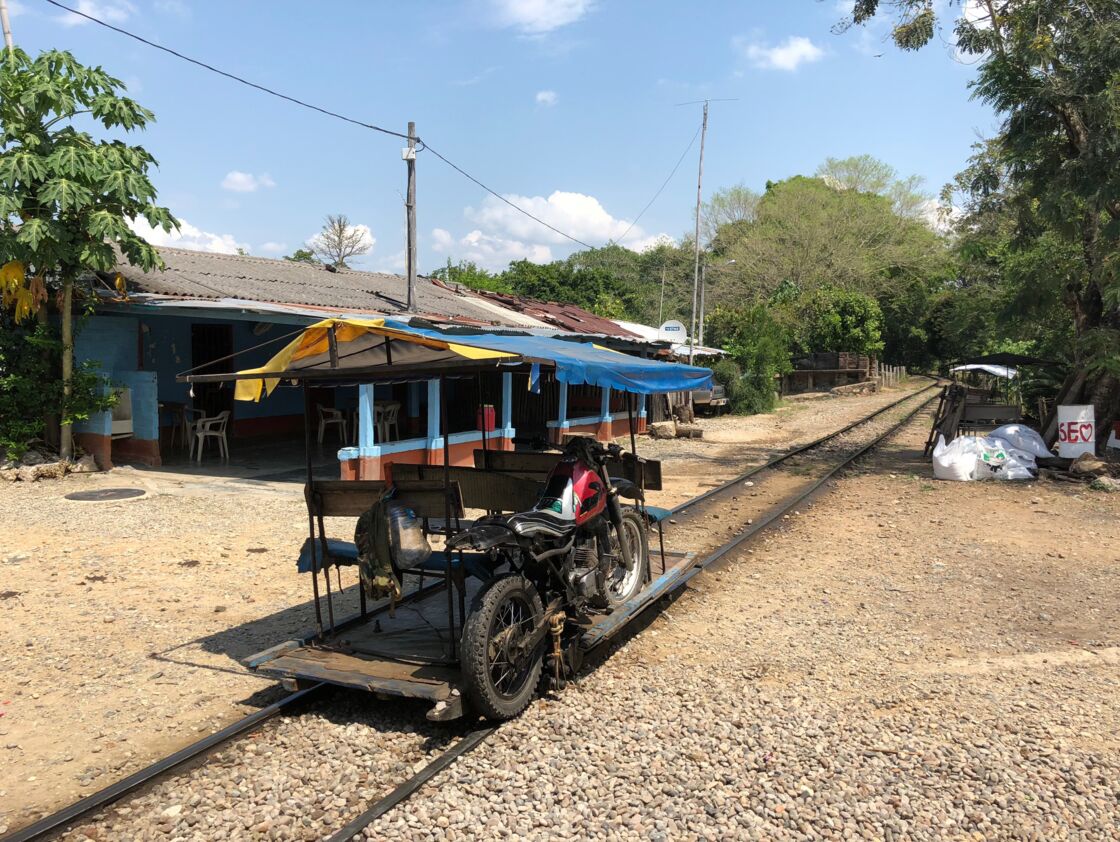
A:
[460, 574, 545, 720]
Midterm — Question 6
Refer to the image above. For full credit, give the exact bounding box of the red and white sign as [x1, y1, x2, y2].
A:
[1056, 404, 1095, 459]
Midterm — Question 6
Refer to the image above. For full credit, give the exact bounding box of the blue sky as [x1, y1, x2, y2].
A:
[9, 0, 996, 273]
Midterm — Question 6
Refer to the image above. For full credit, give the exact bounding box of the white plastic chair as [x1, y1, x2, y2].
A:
[192, 410, 231, 463]
[317, 405, 348, 444]
[375, 401, 401, 442]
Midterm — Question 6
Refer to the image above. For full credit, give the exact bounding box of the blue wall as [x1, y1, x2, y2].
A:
[74, 315, 153, 438]
[136, 313, 305, 421]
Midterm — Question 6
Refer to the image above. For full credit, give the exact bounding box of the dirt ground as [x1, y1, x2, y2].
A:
[4, 379, 1115, 837]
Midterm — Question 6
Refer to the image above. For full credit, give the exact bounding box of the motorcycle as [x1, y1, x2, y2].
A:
[448, 436, 650, 719]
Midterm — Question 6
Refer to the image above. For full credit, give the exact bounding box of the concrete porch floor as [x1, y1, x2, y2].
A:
[142, 434, 344, 485]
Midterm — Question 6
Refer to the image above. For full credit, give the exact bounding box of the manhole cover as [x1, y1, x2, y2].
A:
[64, 487, 147, 502]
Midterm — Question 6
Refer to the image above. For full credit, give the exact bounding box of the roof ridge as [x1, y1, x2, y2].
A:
[156, 245, 425, 281]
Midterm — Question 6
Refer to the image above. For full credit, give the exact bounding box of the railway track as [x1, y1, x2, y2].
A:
[4, 382, 939, 842]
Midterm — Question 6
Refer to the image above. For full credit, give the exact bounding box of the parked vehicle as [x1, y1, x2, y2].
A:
[449, 436, 649, 718]
[691, 382, 730, 415]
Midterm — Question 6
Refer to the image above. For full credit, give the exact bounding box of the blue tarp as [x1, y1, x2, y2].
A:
[385, 319, 713, 395]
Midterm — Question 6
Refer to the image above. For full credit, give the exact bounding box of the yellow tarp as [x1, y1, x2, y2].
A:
[232, 318, 516, 402]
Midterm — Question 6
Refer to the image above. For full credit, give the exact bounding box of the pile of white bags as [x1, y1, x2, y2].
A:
[932, 424, 1053, 482]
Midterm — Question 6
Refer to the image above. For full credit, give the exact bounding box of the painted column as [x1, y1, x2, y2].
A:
[551, 382, 570, 445]
[500, 372, 514, 451]
[597, 386, 613, 442]
[407, 381, 422, 437]
[426, 379, 442, 465]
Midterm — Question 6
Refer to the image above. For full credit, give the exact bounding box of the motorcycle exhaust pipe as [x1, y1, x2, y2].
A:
[531, 537, 575, 564]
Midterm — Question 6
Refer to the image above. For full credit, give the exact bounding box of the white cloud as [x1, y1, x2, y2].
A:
[467, 191, 639, 246]
[306, 223, 375, 255]
[5, 0, 26, 17]
[432, 227, 553, 270]
[535, 90, 558, 107]
[154, 0, 190, 16]
[434, 192, 673, 271]
[453, 66, 500, 86]
[258, 241, 288, 255]
[57, 0, 135, 27]
[128, 217, 247, 255]
[220, 171, 276, 193]
[492, 0, 593, 34]
[733, 35, 825, 71]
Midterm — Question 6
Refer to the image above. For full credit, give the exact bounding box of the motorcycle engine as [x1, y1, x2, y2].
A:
[568, 539, 599, 598]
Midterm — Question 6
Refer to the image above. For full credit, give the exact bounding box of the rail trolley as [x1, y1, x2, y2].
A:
[182, 317, 713, 721]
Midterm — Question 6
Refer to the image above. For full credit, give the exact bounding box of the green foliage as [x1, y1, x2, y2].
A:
[429, 258, 512, 294]
[784, 287, 885, 357]
[0, 48, 176, 281]
[0, 316, 114, 458]
[0, 47, 176, 456]
[283, 248, 320, 264]
[705, 304, 791, 414]
[844, 0, 1120, 432]
[500, 257, 641, 318]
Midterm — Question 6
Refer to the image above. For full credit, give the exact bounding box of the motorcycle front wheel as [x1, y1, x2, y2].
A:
[606, 509, 650, 605]
[460, 573, 545, 720]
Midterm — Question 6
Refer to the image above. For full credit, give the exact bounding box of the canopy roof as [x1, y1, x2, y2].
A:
[183, 318, 713, 401]
[951, 363, 1017, 379]
[957, 352, 1058, 368]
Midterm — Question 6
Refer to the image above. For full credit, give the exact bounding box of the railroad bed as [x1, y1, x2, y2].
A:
[8, 386, 948, 841]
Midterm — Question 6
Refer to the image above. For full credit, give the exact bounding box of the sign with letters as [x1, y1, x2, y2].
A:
[1056, 405, 1095, 459]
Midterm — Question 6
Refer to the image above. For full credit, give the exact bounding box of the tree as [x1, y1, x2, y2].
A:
[700, 183, 760, 246]
[283, 247, 320, 264]
[841, 0, 1120, 443]
[705, 304, 792, 414]
[715, 176, 950, 302]
[785, 287, 885, 358]
[0, 48, 177, 459]
[816, 154, 931, 220]
[309, 214, 370, 268]
[429, 258, 512, 294]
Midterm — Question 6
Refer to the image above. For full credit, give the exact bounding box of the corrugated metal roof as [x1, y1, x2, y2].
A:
[463, 289, 641, 338]
[111, 247, 542, 327]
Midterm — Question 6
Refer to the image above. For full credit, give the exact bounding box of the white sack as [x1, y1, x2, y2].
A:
[932, 435, 979, 482]
[988, 424, 1053, 459]
[932, 434, 1038, 482]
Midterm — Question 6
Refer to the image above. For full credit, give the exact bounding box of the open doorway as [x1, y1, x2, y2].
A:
[191, 323, 234, 421]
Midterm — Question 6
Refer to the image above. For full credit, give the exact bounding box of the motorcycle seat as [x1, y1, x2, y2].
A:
[507, 509, 576, 539]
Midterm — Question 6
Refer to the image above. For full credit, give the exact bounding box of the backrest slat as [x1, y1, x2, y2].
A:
[304, 479, 464, 519]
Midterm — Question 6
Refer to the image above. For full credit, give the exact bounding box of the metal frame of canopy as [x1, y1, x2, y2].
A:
[179, 320, 691, 671]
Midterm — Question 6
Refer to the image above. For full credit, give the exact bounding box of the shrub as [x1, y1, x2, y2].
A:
[705, 305, 792, 414]
[0, 316, 114, 459]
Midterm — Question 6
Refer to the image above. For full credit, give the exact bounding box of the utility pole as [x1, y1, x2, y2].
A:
[1, 0, 15, 54]
[688, 101, 708, 365]
[404, 121, 417, 313]
[698, 262, 707, 348]
[658, 264, 666, 325]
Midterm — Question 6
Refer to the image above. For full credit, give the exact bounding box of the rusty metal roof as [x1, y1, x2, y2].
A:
[461, 289, 642, 338]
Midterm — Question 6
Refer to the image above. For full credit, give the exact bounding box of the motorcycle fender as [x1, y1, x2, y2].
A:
[611, 477, 645, 502]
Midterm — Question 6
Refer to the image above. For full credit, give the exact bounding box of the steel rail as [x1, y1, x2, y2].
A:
[321, 385, 941, 840]
[6, 385, 938, 842]
[671, 380, 940, 516]
[2, 684, 326, 842]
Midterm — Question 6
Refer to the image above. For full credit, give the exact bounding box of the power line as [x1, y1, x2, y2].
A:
[42, 0, 412, 140]
[41, 0, 693, 257]
[420, 141, 595, 250]
[615, 123, 701, 246]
